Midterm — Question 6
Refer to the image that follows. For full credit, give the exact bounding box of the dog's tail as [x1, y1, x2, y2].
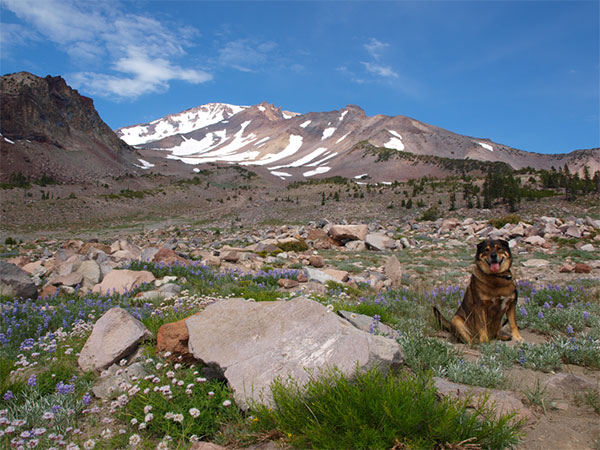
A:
[432, 306, 452, 332]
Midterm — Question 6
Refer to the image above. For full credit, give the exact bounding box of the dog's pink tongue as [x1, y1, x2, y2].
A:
[490, 262, 501, 273]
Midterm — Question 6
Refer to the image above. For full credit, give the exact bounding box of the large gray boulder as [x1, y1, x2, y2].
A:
[186, 297, 403, 409]
[0, 261, 37, 298]
[78, 307, 152, 372]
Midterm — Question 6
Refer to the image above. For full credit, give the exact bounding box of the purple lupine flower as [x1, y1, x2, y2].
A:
[3, 390, 14, 400]
[519, 307, 528, 316]
[583, 311, 589, 320]
[27, 374, 37, 387]
[82, 393, 92, 406]
[566, 325, 574, 334]
[543, 302, 551, 309]
[537, 311, 544, 319]
[56, 382, 74, 395]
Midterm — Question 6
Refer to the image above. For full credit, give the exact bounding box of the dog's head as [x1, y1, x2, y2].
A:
[475, 239, 512, 275]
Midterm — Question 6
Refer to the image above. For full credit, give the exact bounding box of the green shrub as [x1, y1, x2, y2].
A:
[419, 205, 441, 221]
[277, 239, 309, 253]
[489, 215, 521, 229]
[251, 367, 523, 449]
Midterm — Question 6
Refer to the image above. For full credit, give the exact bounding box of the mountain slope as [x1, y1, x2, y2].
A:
[118, 102, 600, 181]
[0, 72, 140, 183]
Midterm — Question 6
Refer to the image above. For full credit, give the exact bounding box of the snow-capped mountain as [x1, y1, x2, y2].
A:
[117, 103, 249, 146]
[117, 101, 599, 182]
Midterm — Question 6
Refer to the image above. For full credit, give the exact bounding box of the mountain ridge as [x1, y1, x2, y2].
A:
[117, 101, 600, 181]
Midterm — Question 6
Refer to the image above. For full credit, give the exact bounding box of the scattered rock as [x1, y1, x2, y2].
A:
[543, 373, 596, 393]
[433, 377, 533, 423]
[278, 278, 299, 289]
[384, 255, 403, 288]
[308, 255, 325, 268]
[579, 244, 595, 252]
[365, 233, 396, 251]
[574, 263, 592, 274]
[337, 310, 400, 340]
[153, 247, 189, 266]
[156, 316, 195, 361]
[92, 269, 155, 295]
[522, 259, 550, 268]
[186, 297, 403, 408]
[0, 261, 38, 299]
[78, 307, 153, 372]
[524, 236, 546, 246]
[329, 224, 368, 242]
[50, 272, 83, 287]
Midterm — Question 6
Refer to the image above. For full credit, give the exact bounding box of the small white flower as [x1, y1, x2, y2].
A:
[143, 405, 153, 414]
[143, 388, 150, 394]
[222, 400, 232, 407]
[83, 439, 96, 450]
[119, 358, 127, 366]
[129, 433, 142, 446]
[100, 428, 113, 440]
[166, 371, 175, 379]
[189, 408, 200, 418]
[130, 418, 138, 425]
[144, 413, 153, 422]
[174, 363, 181, 370]
[208, 391, 215, 397]
[138, 422, 146, 430]
[172, 413, 184, 423]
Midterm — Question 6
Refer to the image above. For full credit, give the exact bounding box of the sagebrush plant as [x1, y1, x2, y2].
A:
[251, 367, 523, 450]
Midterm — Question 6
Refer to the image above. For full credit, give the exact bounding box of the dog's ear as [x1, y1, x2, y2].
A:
[498, 239, 511, 255]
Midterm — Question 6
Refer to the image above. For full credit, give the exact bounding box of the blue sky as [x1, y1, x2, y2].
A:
[1, 0, 598, 154]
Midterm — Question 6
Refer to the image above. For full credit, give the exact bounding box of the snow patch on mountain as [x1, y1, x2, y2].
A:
[336, 133, 350, 144]
[304, 166, 331, 177]
[339, 110, 348, 122]
[270, 170, 292, 179]
[136, 159, 154, 169]
[118, 103, 246, 146]
[322, 127, 336, 140]
[477, 142, 494, 152]
[270, 147, 329, 170]
[300, 120, 311, 128]
[384, 130, 405, 151]
[308, 152, 337, 167]
[254, 134, 304, 166]
[254, 137, 271, 146]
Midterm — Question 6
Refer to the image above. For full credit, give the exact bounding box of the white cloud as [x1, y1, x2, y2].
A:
[218, 39, 278, 72]
[72, 51, 212, 100]
[364, 38, 388, 61]
[1, 0, 210, 100]
[362, 62, 399, 79]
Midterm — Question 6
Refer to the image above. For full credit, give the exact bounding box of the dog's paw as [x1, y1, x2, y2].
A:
[512, 335, 524, 342]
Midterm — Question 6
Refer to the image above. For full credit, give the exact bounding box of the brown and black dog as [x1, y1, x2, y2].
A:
[433, 239, 524, 344]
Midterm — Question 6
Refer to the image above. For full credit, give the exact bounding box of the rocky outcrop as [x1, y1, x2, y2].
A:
[186, 297, 404, 408]
[0, 72, 138, 183]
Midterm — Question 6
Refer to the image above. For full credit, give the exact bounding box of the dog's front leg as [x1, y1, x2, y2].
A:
[451, 316, 472, 344]
[506, 301, 524, 342]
